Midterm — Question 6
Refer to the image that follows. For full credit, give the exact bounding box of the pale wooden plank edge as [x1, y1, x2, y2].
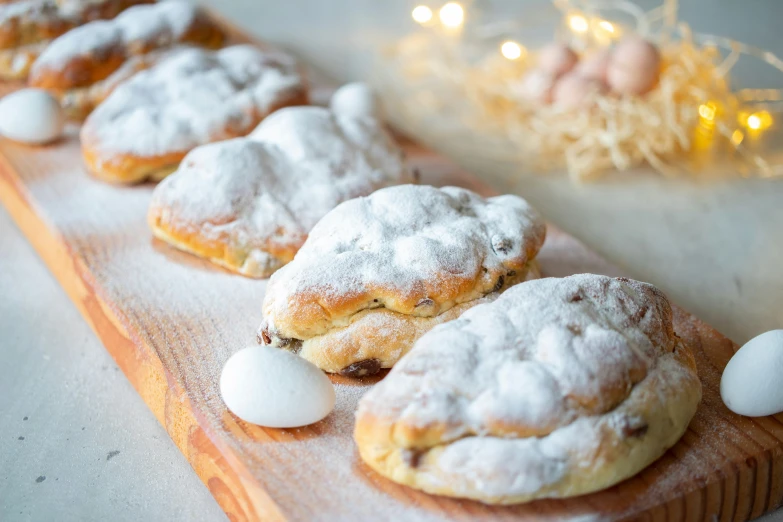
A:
[0, 156, 287, 522]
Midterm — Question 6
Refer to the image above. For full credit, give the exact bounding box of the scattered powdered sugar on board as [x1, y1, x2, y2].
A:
[82, 44, 305, 158]
[1, 110, 765, 520]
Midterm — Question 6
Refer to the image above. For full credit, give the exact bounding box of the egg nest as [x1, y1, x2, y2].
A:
[375, 28, 765, 181]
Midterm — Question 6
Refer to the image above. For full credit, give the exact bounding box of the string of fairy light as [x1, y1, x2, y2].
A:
[409, 3, 618, 58]
[409, 2, 775, 138]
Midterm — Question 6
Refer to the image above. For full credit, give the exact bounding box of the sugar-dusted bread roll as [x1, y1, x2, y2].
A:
[0, 0, 150, 79]
[148, 106, 417, 278]
[355, 274, 701, 504]
[29, 0, 224, 119]
[80, 45, 308, 183]
[259, 184, 546, 376]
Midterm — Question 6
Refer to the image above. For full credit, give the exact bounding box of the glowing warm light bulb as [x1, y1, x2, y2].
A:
[748, 111, 772, 130]
[411, 5, 433, 24]
[568, 14, 589, 33]
[501, 41, 524, 60]
[439, 2, 464, 28]
[698, 103, 716, 121]
[599, 20, 615, 33]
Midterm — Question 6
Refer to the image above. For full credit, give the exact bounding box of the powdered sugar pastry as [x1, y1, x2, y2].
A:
[259, 184, 546, 375]
[80, 44, 307, 182]
[148, 105, 416, 278]
[354, 274, 702, 504]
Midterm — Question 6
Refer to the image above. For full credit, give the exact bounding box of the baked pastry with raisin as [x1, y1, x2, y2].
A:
[354, 274, 701, 504]
[80, 45, 307, 183]
[148, 106, 416, 278]
[258, 184, 546, 376]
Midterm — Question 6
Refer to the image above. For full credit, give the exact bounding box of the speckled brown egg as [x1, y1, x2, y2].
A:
[552, 72, 607, 109]
[606, 36, 661, 96]
[536, 43, 579, 78]
[576, 48, 612, 83]
[516, 69, 557, 104]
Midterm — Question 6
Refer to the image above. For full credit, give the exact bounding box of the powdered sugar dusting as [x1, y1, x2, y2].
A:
[32, 1, 205, 77]
[81, 44, 305, 158]
[149, 106, 415, 276]
[357, 274, 701, 502]
[263, 184, 545, 341]
[363, 274, 674, 436]
[1, 96, 745, 520]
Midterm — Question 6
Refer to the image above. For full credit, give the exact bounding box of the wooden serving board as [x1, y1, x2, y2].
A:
[2, 20, 783, 522]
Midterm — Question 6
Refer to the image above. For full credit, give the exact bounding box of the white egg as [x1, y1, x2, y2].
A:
[536, 43, 579, 78]
[0, 89, 65, 145]
[606, 36, 661, 96]
[329, 82, 382, 120]
[720, 330, 783, 417]
[220, 346, 335, 428]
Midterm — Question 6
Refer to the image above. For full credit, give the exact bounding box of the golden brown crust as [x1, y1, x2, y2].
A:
[80, 137, 186, 184]
[353, 275, 702, 504]
[269, 241, 540, 342]
[148, 202, 297, 278]
[290, 261, 541, 374]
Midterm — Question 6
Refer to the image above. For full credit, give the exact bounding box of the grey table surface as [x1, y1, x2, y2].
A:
[1, 0, 782, 521]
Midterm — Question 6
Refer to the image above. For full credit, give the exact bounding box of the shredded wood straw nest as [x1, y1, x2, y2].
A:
[374, 0, 783, 181]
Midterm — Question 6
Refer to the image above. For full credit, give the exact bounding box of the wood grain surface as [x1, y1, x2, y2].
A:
[1, 22, 782, 522]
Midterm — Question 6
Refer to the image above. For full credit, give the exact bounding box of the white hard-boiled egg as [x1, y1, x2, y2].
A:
[0, 88, 65, 145]
[720, 330, 783, 417]
[606, 36, 661, 96]
[329, 81, 382, 120]
[220, 346, 335, 428]
[536, 43, 579, 78]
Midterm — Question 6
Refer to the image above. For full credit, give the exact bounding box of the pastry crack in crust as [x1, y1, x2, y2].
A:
[148, 106, 416, 278]
[80, 44, 308, 183]
[354, 274, 702, 504]
[259, 184, 547, 376]
[29, 0, 224, 114]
